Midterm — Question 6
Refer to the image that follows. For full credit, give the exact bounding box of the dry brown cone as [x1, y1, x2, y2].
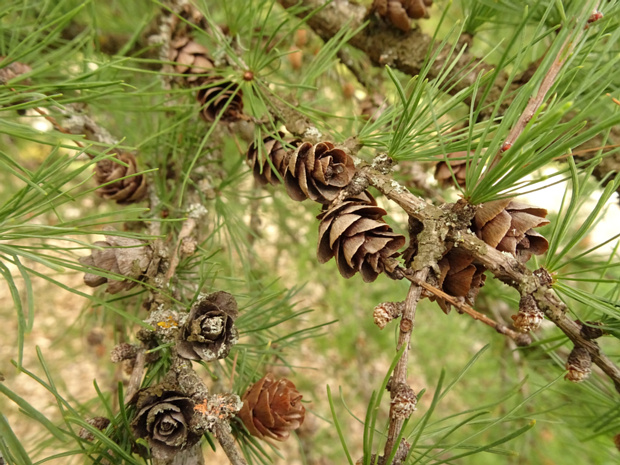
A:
[246, 132, 292, 186]
[94, 152, 147, 204]
[433, 246, 486, 313]
[237, 374, 305, 443]
[435, 152, 469, 188]
[168, 36, 214, 86]
[284, 141, 356, 204]
[472, 199, 549, 263]
[79, 228, 153, 294]
[317, 191, 406, 282]
[0, 57, 32, 84]
[372, 0, 433, 32]
[196, 78, 244, 122]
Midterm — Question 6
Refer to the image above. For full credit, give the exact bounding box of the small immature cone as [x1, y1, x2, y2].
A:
[434, 152, 469, 188]
[512, 294, 544, 332]
[131, 388, 202, 460]
[176, 291, 239, 362]
[94, 152, 147, 204]
[110, 342, 139, 363]
[284, 141, 356, 204]
[246, 132, 291, 186]
[614, 433, 620, 452]
[473, 198, 549, 263]
[373, 301, 404, 329]
[196, 78, 244, 122]
[565, 346, 592, 382]
[168, 36, 214, 86]
[79, 229, 152, 294]
[390, 383, 417, 420]
[579, 321, 605, 340]
[237, 374, 305, 442]
[78, 416, 111, 441]
[317, 192, 406, 282]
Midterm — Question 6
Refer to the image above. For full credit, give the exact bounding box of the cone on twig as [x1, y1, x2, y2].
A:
[168, 37, 214, 86]
[79, 228, 153, 294]
[176, 291, 239, 362]
[433, 247, 486, 313]
[317, 192, 405, 282]
[512, 294, 544, 332]
[94, 152, 147, 204]
[434, 152, 469, 188]
[237, 374, 305, 442]
[284, 141, 356, 204]
[196, 78, 244, 122]
[131, 387, 202, 459]
[247, 132, 293, 186]
[372, 0, 433, 32]
[579, 321, 606, 340]
[472, 199, 549, 263]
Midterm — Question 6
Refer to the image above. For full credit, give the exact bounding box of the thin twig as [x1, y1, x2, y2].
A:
[401, 268, 530, 345]
[165, 217, 196, 280]
[32, 107, 85, 148]
[124, 349, 146, 402]
[358, 167, 620, 393]
[213, 422, 248, 465]
[383, 269, 428, 461]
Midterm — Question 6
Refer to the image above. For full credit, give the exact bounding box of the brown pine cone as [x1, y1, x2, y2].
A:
[434, 152, 468, 188]
[237, 374, 305, 442]
[196, 78, 244, 122]
[0, 57, 32, 84]
[246, 132, 291, 186]
[94, 152, 147, 204]
[177, 291, 239, 362]
[168, 37, 214, 86]
[317, 192, 406, 282]
[433, 247, 486, 313]
[131, 387, 202, 460]
[79, 229, 153, 294]
[472, 199, 549, 263]
[284, 141, 356, 204]
[372, 0, 432, 32]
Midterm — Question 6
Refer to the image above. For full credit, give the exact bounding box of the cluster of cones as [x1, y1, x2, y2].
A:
[167, 7, 244, 123]
[433, 198, 550, 313]
[431, 154, 550, 319]
[247, 134, 406, 282]
[88, 7, 246, 205]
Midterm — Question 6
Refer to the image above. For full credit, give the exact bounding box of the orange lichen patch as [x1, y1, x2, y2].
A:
[157, 316, 178, 328]
[194, 400, 209, 415]
[193, 394, 239, 419]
